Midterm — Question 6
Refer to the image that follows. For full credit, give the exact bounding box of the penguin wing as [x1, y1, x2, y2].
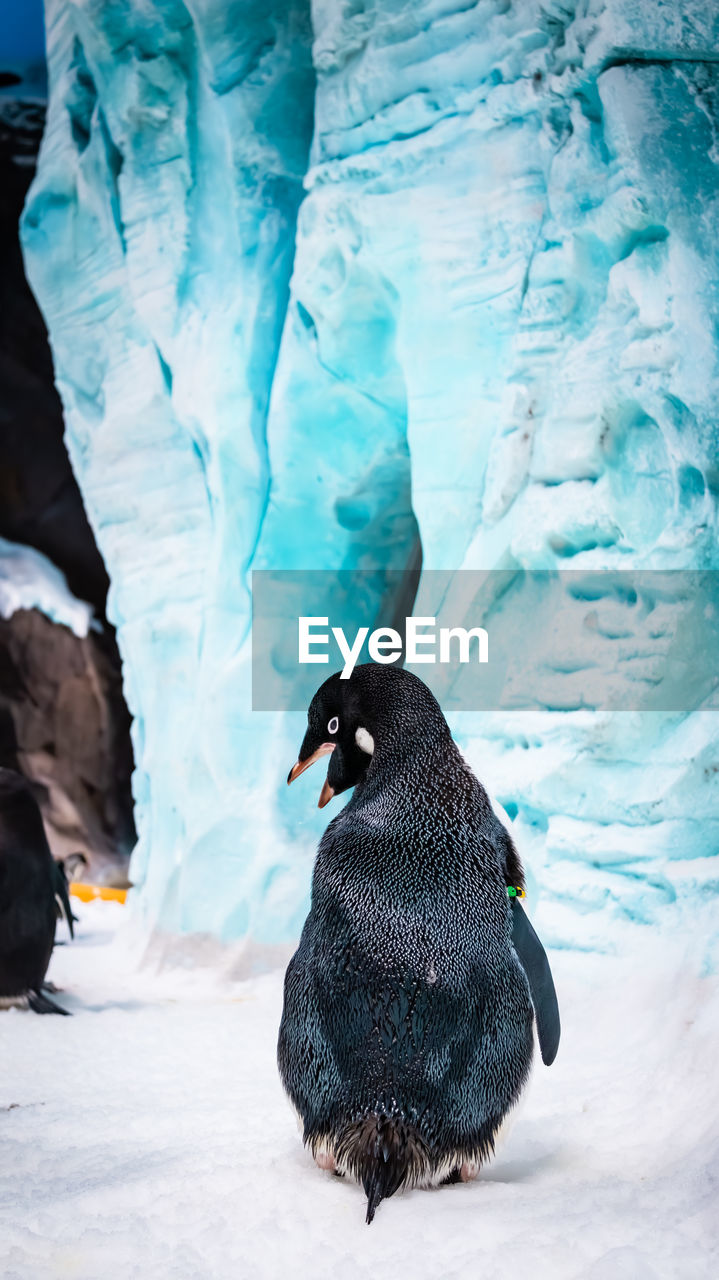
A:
[511, 900, 560, 1066]
[53, 863, 75, 940]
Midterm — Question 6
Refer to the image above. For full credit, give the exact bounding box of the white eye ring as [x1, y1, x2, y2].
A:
[327, 716, 339, 735]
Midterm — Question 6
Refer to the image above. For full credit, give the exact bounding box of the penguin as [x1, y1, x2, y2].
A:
[0, 767, 71, 1014]
[53, 852, 88, 936]
[279, 663, 559, 1222]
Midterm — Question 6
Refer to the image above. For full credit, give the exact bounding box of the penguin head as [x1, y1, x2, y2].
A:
[287, 664, 450, 808]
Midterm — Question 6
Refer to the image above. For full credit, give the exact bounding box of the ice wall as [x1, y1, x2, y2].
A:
[22, 0, 719, 951]
[22, 0, 318, 942]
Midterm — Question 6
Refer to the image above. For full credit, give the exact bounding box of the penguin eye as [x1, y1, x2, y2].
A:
[327, 716, 339, 735]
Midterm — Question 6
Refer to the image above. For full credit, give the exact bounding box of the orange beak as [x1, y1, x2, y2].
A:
[287, 743, 336, 809]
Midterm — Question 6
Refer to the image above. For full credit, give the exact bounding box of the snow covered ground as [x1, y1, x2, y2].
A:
[1, 899, 717, 1280]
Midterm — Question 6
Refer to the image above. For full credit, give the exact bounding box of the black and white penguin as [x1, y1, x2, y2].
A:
[54, 852, 87, 934]
[279, 664, 559, 1222]
[0, 767, 72, 1014]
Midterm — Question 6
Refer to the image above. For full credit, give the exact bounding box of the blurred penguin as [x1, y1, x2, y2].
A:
[0, 768, 72, 1014]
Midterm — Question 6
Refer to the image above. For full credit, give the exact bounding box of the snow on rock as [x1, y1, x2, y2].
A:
[0, 899, 717, 1278]
[0, 536, 92, 636]
[20, 1, 719, 946]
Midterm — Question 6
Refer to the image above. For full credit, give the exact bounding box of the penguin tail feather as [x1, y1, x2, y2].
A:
[335, 1113, 428, 1225]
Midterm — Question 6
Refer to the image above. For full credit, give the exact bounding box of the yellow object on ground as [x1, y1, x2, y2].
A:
[69, 882, 128, 904]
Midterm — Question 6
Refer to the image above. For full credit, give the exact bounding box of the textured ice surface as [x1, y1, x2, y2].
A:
[21, 1, 719, 946]
[0, 536, 91, 636]
[1, 899, 718, 1278]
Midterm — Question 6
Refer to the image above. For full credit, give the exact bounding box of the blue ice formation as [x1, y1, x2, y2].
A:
[22, 0, 719, 952]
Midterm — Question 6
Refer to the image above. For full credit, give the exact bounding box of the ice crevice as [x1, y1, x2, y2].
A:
[20, 0, 719, 952]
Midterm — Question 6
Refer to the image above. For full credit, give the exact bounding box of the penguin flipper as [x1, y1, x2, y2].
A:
[54, 864, 75, 940]
[511, 900, 560, 1066]
[28, 988, 71, 1016]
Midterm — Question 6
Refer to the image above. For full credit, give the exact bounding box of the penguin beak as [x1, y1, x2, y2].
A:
[287, 743, 336, 808]
[317, 778, 335, 809]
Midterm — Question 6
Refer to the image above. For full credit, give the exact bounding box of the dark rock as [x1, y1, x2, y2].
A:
[0, 608, 135, 885]
[0, 96, 109, 616]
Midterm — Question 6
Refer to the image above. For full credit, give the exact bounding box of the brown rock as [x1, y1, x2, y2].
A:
[0, 608, 135, 884]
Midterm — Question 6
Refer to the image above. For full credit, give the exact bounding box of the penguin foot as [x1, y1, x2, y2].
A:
[28, 989, 70, 1016]
[441, 1162, 480, 1186]
[314, 1149, 336, 1173]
